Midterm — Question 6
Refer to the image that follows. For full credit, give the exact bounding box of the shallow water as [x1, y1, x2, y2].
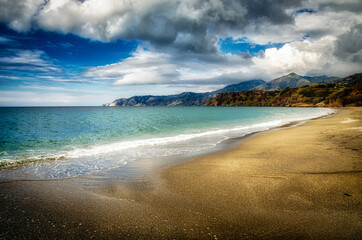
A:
[0, 106, 334, 179]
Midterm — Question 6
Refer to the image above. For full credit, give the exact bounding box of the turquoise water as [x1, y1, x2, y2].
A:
[0, 106, 334, 179]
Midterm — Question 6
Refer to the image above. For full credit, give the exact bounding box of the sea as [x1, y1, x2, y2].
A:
[0, 106, 334, 180]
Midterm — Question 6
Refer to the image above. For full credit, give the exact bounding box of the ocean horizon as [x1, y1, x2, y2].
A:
[0, 106, 334, 180]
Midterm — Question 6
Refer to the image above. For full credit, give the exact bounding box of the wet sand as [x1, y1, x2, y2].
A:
[0, 108, 361, 239]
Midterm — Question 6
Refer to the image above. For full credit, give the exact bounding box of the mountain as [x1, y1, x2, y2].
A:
[104, 73, 341, 107]
[332, 72, 362, 84]
[104, 79, 265, 106]
[253, 73, 338, 90]
[216, 80, 265, 93]
[206, 73, 362, 107]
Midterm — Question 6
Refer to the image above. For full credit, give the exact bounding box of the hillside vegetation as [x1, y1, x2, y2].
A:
[206, 73, 361, 107]
[104, 73, 339, 107]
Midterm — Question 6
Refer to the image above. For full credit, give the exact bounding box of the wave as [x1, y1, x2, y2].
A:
[0, 108, 335, 179]
[60, 108, 334, 160]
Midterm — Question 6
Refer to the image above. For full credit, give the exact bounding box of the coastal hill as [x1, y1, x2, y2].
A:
[104, 79, 265, 106]
[206, 73, 362, 107]
[104, 73, 338, 106]
[253, 72, 337, 90]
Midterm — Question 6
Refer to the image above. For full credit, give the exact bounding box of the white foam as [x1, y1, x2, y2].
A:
[0, 108, 335, 179]
[62, 108, 335, 160]
[59, 120, 279, 159]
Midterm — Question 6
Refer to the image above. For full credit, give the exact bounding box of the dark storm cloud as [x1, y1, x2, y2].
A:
[0, 0, 43, 32]
[320, 1, 362, 13]
[0, 0, 303, 53]
[242, 0, 301, 24]
[334, 24, 362, 63]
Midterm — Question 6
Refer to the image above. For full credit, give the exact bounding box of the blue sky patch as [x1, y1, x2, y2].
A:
[219, 37, 285, 56]
[0, 24, 138, 67]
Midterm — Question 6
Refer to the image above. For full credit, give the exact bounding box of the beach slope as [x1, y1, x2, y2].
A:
[162, 107, 361, 239]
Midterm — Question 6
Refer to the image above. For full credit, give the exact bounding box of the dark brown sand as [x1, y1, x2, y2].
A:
[0, 108, 361, 239]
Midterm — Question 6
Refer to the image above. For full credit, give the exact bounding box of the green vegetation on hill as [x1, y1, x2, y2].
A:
[206, 73, 362, 107]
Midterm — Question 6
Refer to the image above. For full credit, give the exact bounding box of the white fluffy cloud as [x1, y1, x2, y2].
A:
[85, 49, 179, 85]
[254, 37, 337, 77]
[84, 47, 258, 86]
[85, 33, 361, 88]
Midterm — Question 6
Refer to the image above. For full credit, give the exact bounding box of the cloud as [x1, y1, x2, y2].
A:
[0, 0, 43, 32]
[253, 38, 329, 77]
[234, 4, 362, 45]
[84, 46, 256, 86]
[0, 0, 361, 100]
[0, 90, 109, 106]
[0, 49, 60, 73]
[28, 0, 361, 89]
[0, 36, 14, 44]
[84, 48, 180, 85]
[0, 0, 305, 53]
[334, 24, 362, 63]
[0, 1, 361, 51]
[86, 30, 361, 88]
[317, 0, 362, 13]
[253, 35, 362, 78]
[0, 49, 90, 83]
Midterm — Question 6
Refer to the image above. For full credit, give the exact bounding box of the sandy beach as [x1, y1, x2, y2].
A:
[0, 108, 361, 239]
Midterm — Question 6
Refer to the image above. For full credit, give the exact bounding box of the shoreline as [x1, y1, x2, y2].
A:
[0, 118, 307, 183]
[0, 107, 335, 181]
[0, 107, 360, 239]
[0, 108, 339, 185]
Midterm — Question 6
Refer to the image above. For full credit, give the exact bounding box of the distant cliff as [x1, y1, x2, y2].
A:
[104, 79, 265, 106]
[206, 73, 362, 107]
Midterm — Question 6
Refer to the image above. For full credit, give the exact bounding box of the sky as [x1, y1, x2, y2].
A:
[0, 0, 361, 106]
